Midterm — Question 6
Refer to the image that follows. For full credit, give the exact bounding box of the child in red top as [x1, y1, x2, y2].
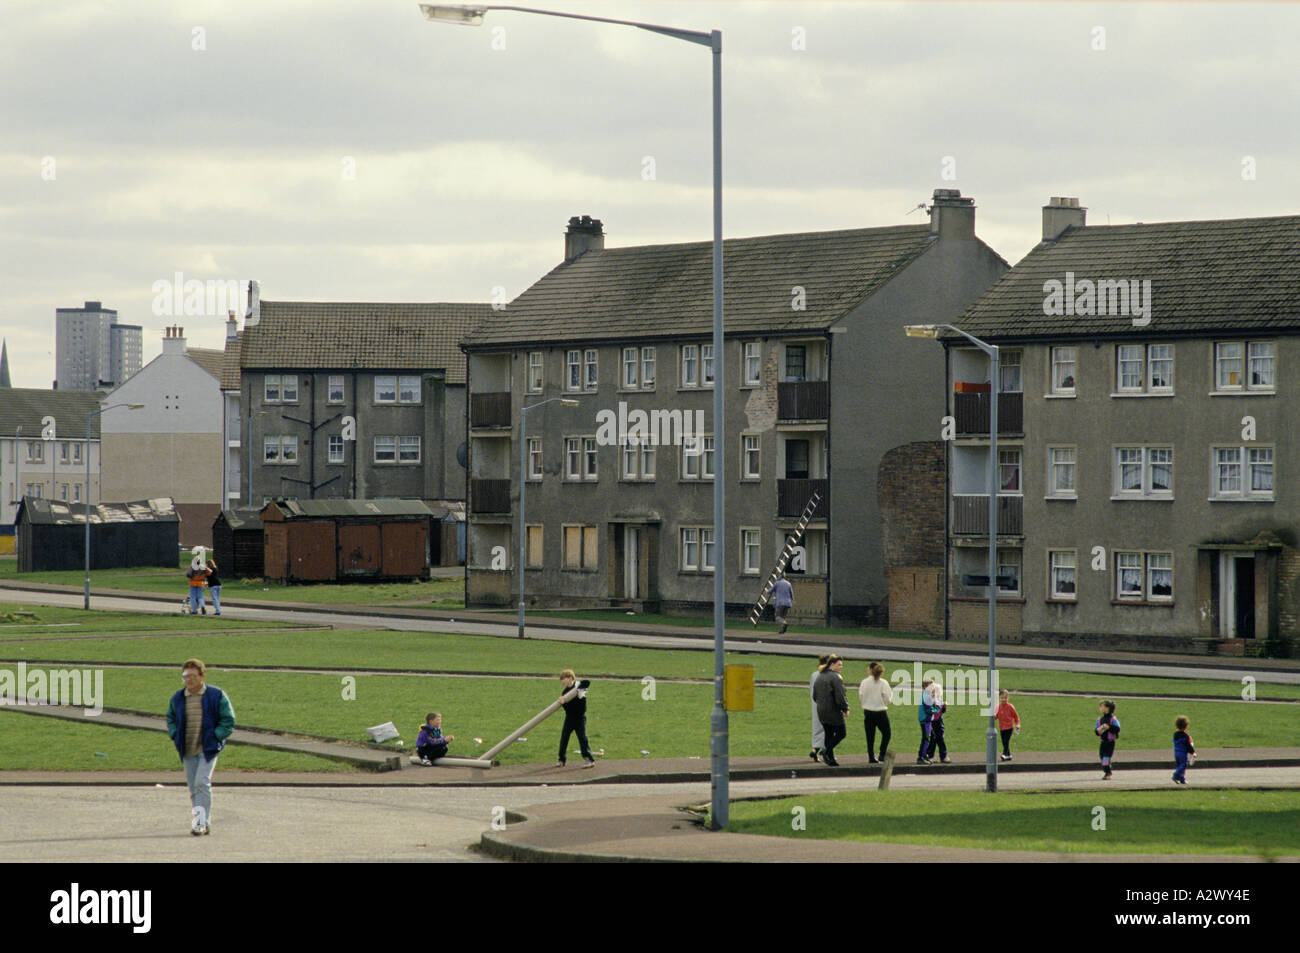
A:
[994, 689, 1020, 761]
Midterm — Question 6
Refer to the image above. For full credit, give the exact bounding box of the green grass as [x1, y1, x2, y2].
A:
[524, 608, 931, 639]
[0, 709, 355, 772]
[7, 665, 1297, 764]
[6, 607, 1297, 701]
[0, 603, 317, 637]
[0, 555, 465, 608]
[725, 789, 1300, 856]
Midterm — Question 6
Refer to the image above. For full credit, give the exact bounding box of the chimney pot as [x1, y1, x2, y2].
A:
[928, 189, 976, 241]
[564, 215, 605, 262]
[1042, 196, 1087, 242]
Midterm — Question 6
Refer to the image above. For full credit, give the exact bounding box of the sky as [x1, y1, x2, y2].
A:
[2, 0, 1298, 389]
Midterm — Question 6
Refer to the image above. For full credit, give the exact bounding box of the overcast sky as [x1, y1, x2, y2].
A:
[2, 0, 1298, 389]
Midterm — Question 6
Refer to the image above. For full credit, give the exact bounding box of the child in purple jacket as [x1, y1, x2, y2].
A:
[415, 712, 453, 765]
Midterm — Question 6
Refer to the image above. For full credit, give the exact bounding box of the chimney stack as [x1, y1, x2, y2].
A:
[245, 279, 261, 327]
[928, 189, 976, 241]
[226, 310, 239, 341]
[564, 215, 605, 263]
[162, 325, 187, 355]
[1042, 196, 1086, 243]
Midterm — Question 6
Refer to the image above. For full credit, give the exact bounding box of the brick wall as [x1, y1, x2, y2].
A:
[888, 566, 943, 635]
[878, 441, 945, 568]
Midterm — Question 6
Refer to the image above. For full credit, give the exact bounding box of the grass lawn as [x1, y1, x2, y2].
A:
[0, 555, 465, 608]
[7, 664, 1296, 765]
[0, 709, 355, 772]
[0, 603, 318, 637]
[724, 789, 1300, 857]
[525, 607, 931, 639]
[6, 606, 1298, 702]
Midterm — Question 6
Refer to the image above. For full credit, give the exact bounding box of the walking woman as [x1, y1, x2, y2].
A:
[813, 654, 849, 766]
[858, 661, 892, 763]
[809, 653, 829, 760]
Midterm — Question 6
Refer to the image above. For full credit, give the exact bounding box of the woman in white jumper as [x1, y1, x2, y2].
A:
[858, 661, 893, 763]
[809, 654, 829, 760]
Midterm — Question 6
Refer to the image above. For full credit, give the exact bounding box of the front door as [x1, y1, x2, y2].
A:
[624, 526, 640, 599]
[1219, 553, 1257, 638]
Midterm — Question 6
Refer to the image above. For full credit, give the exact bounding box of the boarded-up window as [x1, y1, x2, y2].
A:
[526, 525, 543, 568]
[563, 525, 598, 569]
[583, 526, 598, 567]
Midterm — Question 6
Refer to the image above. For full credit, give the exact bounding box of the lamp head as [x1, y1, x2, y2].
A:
[904, 325, 939, 339]
[419, 4, 487, 25]
[559, 399, 580, 408]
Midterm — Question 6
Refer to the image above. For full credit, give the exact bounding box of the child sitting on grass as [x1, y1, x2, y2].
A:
[1095, 700, 1120, 780]
[415, 712, 453, 765]
[1173, 715, 1196, 785]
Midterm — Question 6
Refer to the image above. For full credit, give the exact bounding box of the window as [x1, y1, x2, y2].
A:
[566, 350, 582, 391]
[399, 436, 421, 463]
[998, 449, 1021, 493]
[328, 376, 345, 403]
[584, 349, 598, 391]
[1114, 446, 1173, 498]
[564, 438, 580, 480]
[527, 437, 542, 480]
[1050, 346, 1076, 394]
[743, 341, 762, 386]
[563, 525, 598, 569]
[527, 352, 544, 392]
[374, 376, 397, 403]
[374, 435, 396, 463]
[702, 436, 715, 479]
[526, 525, 544, 568]
[681, 436, 714, 480]
[999, 350, 1022, 393]
[583, 437, 598, 480]
[622, 347, 639, 389]
[60, 483, 68, 501]
[1116, 551, 1174, 602]
[1214, 341, 1275, 392]
[742, 528, 761, 575]
[620, 438, 654, 480]
[701, 344, 715, 387]
[742, 435, 761, 480]
[263, 435, 297, 464]
[641, 347, 656, 388]
[25, 483, 42, 499]
[997, 549, 1021, 595]
[283, 377, 298, 402]
[27, 441, 43, 463]
[264, 376, 281, 403]
[1049, 550, 1076, 600]
[72, 443, 82, 464]
[1115, 343, 1173, 394]
[59, 441, 70, 463]
[785, 345, 806, 382]
[622, 439, 637, 479]
[1212, 446, 1274, 499]
[1047, 447, 1076, 498]
[73, 484, 81, 503]
[679, 526, 714, 572]
[680, 345, 698, 387]
[328, 435, 344, 464]
[398, 376, 421, 403]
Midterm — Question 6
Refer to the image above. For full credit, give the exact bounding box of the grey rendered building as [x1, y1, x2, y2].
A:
[239, 297, 490, 505]
[944, 198, 1300, 655]
[463, 194, 1007, 622]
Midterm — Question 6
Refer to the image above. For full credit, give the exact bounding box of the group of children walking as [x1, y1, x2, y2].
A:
[183, 560, 222, 615]
[814, 659, 1198, 783]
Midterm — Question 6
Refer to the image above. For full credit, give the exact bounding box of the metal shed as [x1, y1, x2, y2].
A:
[211, 509, 265, 579]
[14, 496, 179, 573]
[425, 500, 466, 567]
[259, 499, 434, 584]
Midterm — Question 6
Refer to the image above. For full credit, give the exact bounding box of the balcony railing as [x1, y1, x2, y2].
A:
[777, 380, 829, 421]
[470, 392, 512, 429]
[471, 478, 511, 514]
[777, 478, 829, 519]
[953, 391, 1022, 435]
[952, 494, 1022, 535]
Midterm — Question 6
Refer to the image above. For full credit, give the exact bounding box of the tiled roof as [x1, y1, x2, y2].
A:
[0, 388, 105, 438]
[464, 225, 940, 348]
[242, 302, 490, 383]
[187, 347, 225, 382]
[219, 334, 241, 391]
[954, 214, 1300, 340]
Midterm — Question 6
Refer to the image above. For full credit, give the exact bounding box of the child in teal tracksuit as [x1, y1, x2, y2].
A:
[1095, 700, 1120, 779]
[1172, 715, 1195, 784]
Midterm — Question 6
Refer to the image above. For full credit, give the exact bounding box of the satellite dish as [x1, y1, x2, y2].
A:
[456, 442, 468, 469]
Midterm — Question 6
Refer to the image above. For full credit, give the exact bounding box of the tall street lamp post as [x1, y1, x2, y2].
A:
[84, 403, 144, 610]
[518, 396, 579, 638]
[421, 3, 730, 826]
[905, 324, 1000, 793]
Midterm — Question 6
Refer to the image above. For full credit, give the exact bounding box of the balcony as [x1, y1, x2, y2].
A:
[777, 478, 829, 519]
[953, 391, 1022, 435]
[470, 392, 512, 429]
[952, 494, 1022, 536]
[471, 478, 512, 514]
[777, 380, 829, 421]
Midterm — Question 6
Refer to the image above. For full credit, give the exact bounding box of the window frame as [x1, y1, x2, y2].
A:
[1048, 549, 1077, 601]
[582, 436, 598, 481]
[527, 436, 543, 481]
[398, 435, 421, 463]
[527, 352, 544, 393]
[622, 347, 639, 389]
[398, 375, 421, 404]
[1211, 444, 1275, 500]
[328, 375, 345, 404]
[743, 341, 762, 387]
[1113, 445, 1174, 499]
[373, 435, 396, 463]
[566, 350, 582, 392]
[701, 344, 715, 388]
[564, 437, 581, 481]
[741, 527, 761, 575]
[374, 375, 397, 404]
[583, 349, 599, 391]
[1047, 445, 1077, 499]
[641, 346, 656, 389]
[1050, 346, 1077, 396]
[263, 375, 281, 403]
[1213, 340, 1276, 393]
[1115, 343, 1174, 395]
[742, 434, 761, 480]
[327, 434, 344, 464]
[680, 345, 698, 388]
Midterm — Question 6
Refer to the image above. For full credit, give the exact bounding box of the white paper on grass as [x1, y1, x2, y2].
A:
[365, 721, 400, 743]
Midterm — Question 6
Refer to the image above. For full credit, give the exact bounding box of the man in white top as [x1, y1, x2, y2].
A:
[858, 661, 893, 764]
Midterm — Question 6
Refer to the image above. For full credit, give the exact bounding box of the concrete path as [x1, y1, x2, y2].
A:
[3, 582, 1299, 683]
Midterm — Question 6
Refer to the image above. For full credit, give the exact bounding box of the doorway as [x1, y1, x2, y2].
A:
[1219, 553, 1256, 638]
[624, 525, 640, 600]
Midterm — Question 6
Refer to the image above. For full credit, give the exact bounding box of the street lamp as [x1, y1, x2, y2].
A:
[905, 323, 1000, 793]
[421, 4, 731, 827]
[518, 396, 580, 638]
[84, 403, 145, 610]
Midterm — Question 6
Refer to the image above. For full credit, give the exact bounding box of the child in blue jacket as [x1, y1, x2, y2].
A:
[415, 712, 453, 765]
[1095, 700, 1121, 779]
[1172, 715, 1196, 784]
